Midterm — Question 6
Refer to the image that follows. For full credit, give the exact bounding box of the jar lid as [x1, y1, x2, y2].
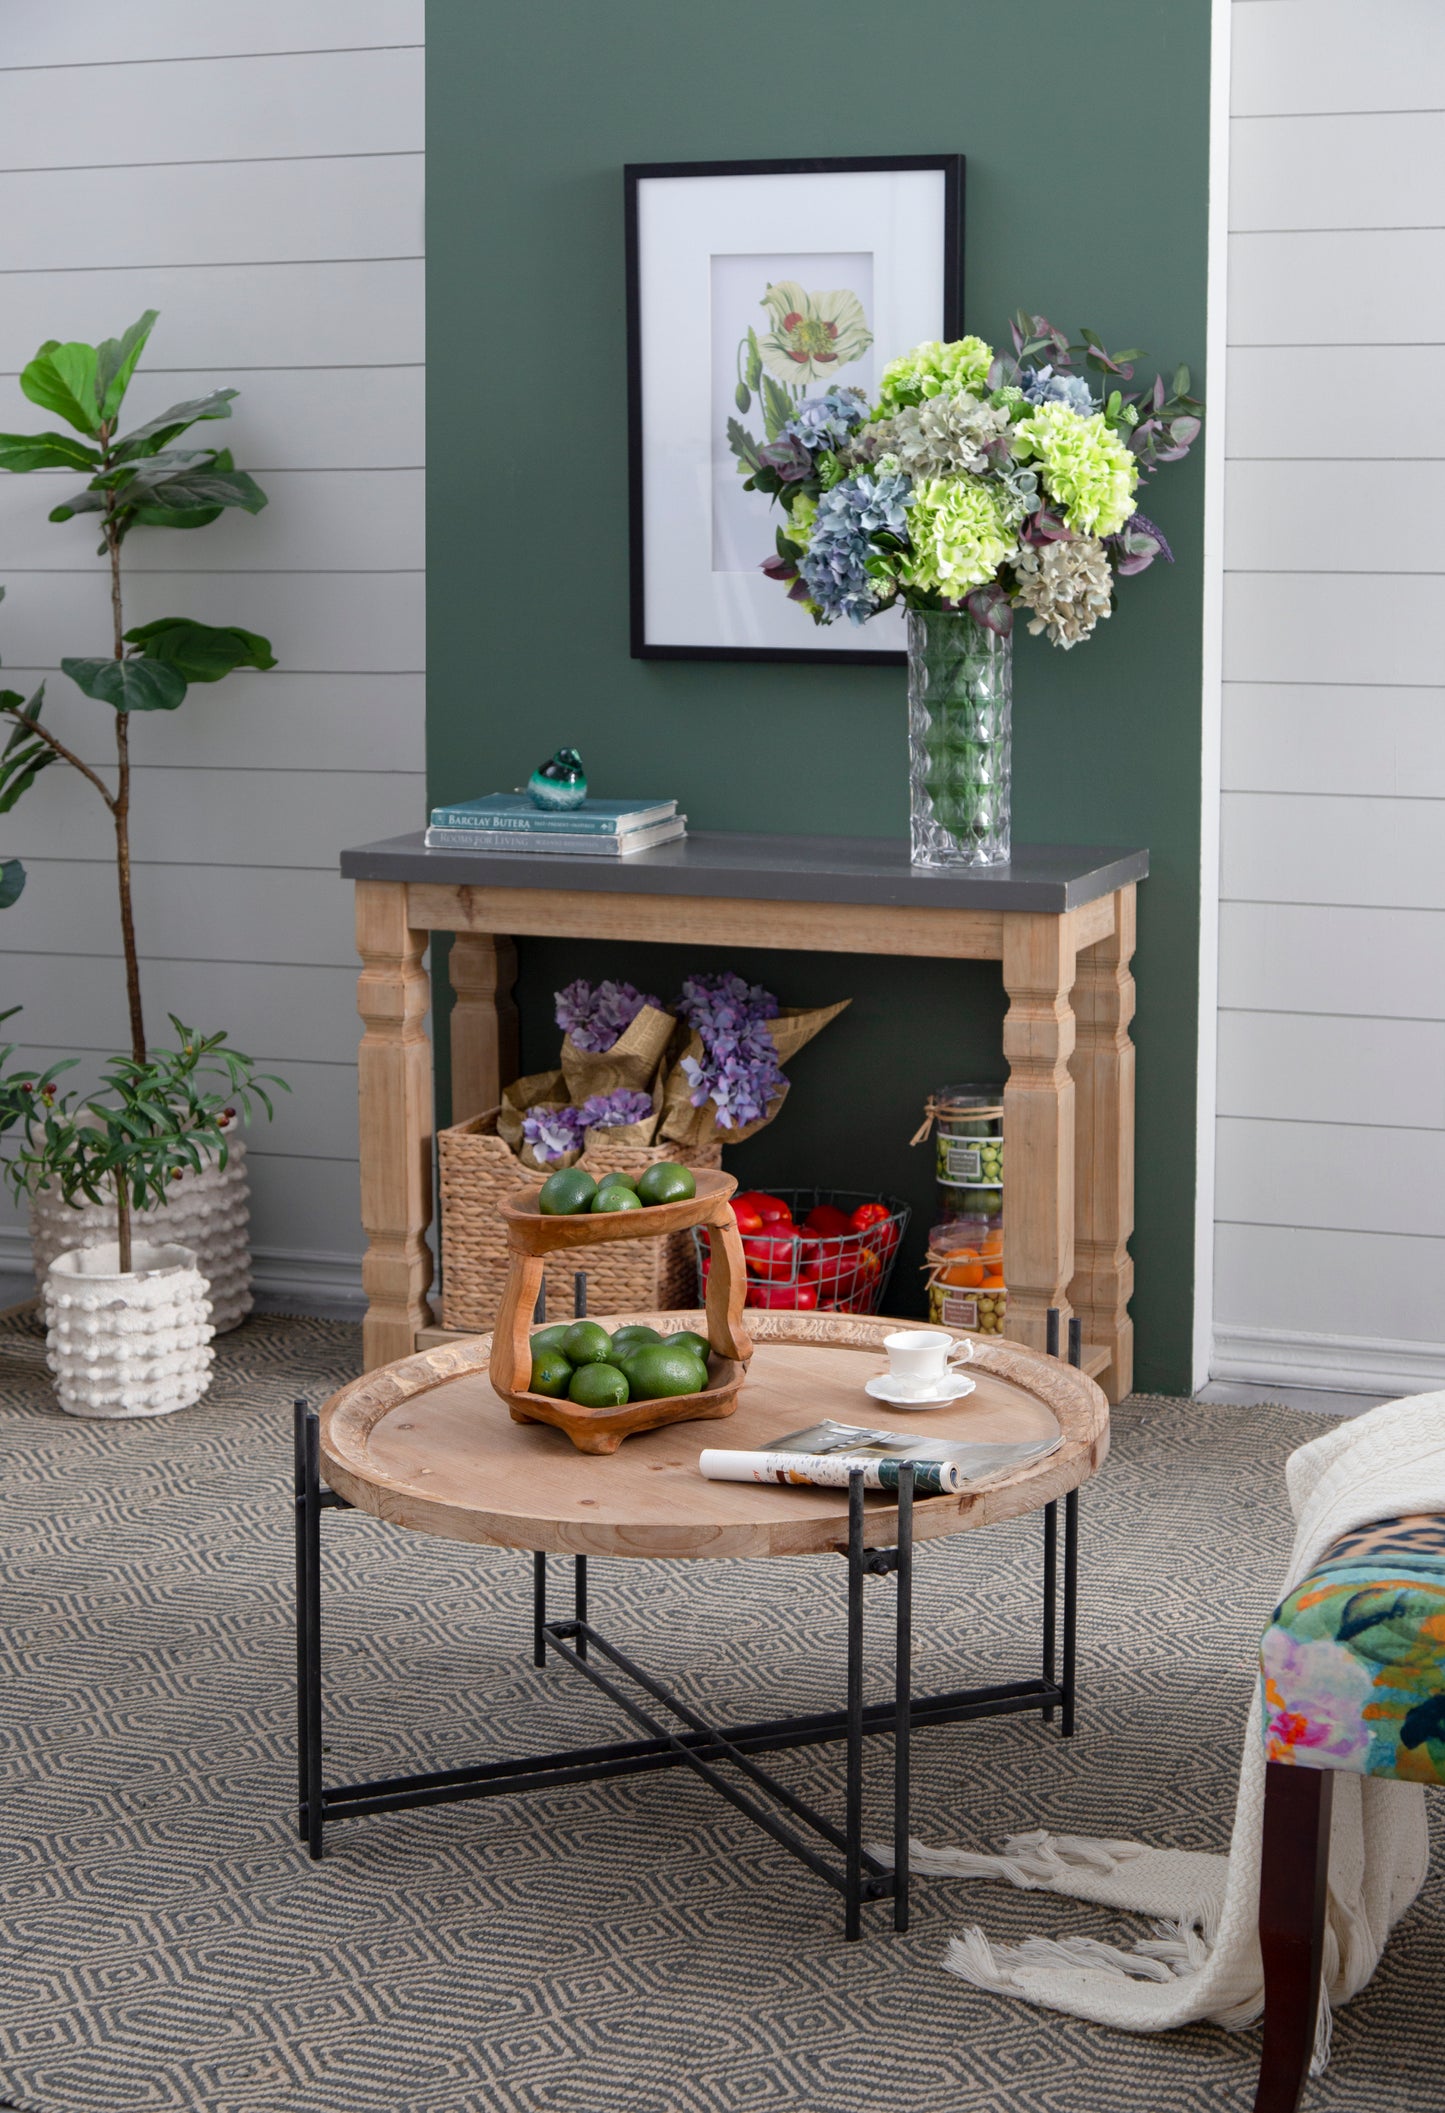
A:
[911, 1083, 1004, 1144]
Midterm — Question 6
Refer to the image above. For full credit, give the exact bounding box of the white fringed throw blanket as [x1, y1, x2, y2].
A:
[880, 1392, 1445, 2065]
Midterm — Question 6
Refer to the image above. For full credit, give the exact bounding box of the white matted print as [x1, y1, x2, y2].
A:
[626, 158, 963, 662]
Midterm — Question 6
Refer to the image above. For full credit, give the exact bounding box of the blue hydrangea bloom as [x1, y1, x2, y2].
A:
[781, 387, 870, 456]
[798, 471, 913, 625]
[1020, 364, 1097, 415]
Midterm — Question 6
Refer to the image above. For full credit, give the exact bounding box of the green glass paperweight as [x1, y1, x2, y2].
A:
[527, 746, 588, 811]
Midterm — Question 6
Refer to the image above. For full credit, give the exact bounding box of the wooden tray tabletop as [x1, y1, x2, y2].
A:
[319, 1312, 1109, 1560]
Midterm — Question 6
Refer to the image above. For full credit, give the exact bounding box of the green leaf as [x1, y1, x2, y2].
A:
[95, 311, 158, 422]
[112, 389, 237, 462]
[123, 618, 276, 682]
[761, 374, 793, 442]
[20, 339, 102, 434]
[0, 430, 103, 473]
[725, 416, 763, 474]
[2, 684, 46, 760]
[47, 488, 108, 524]
[92, 447, 220, 494]
[129, 460, 268, 527]
[61, 656, 188, 713]
[0, 859, 25, 909]
[1173, 365, 1191, 398]
[0, 740, 56, 811]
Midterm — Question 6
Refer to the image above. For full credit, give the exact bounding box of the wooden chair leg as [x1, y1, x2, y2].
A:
[1254, 1760, 1335, 2113]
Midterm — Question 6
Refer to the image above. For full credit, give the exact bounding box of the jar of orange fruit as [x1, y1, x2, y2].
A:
[924, 1214, 1007, 1333]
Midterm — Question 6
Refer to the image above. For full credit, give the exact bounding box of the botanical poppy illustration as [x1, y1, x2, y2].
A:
[728, 278, 874, 470]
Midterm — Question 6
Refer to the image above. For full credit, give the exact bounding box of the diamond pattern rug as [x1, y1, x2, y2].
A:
[0, 1310, 1440, 2113]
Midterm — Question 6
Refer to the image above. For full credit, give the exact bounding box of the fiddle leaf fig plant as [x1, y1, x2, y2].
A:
[1, 1016, 286, 1274]
[0, 311, 276, 1061]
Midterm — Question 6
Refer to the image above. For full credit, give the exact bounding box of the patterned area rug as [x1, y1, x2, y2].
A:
[0, 1311, 1440, 2113]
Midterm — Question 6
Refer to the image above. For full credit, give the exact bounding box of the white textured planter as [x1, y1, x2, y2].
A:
[43, 1241, 215, 1420]
[30, 1136, 251, 1332]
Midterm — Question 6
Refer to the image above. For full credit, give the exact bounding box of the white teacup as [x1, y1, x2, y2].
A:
[882, 1328, 975, 1397]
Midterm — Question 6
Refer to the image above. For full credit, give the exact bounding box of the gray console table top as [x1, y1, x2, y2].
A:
[340, 830, 1148, 915]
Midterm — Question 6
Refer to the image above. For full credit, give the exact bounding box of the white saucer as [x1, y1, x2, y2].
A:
[864, 1372, 976, 1409]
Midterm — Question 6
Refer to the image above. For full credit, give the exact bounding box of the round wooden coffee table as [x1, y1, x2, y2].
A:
[300, 1311, 1108, 1938]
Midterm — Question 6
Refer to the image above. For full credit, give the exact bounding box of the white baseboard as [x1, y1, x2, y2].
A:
[0, 1227, 368, 1320]
[1212, 1323, 1445, 1398]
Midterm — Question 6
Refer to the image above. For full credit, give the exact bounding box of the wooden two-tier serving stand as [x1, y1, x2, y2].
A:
[488, 1170, 753, 1452]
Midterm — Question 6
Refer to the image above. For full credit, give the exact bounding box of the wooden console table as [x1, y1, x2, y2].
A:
[338, 831, 1146, 1402]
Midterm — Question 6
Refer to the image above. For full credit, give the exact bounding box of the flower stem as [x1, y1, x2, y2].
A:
[100, 425, 146, 1064]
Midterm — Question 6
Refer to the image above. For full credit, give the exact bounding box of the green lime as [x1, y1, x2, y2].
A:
[568, 1362, 630, 1408]
[530, 1324, 572, 1359]
[665, 1329, 711, 1363]
[610, 1324, 664, 1354]
[623, 1342, 709, 1400]
[635, 1162, 696, 1208]
[529, 1347, 573, 1397]
[538, 1167, 598, 1215]
[561, 1320, 614, 1366]
[591, 1184, 644, 1213]
[595, 1171, 639, 1192]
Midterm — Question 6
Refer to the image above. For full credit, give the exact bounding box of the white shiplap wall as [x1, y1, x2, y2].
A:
[1214, 0, 1445, 1392]
[0, 2, 424, 1308]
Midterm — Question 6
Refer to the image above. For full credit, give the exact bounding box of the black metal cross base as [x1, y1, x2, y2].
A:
[293, 1316, 1083, 1941]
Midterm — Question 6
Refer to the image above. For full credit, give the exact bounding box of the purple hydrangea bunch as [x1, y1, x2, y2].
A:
[676, 973, 784, 1131]
[520, 1086, 656, 1165]
[554, 978, 661, 1054]
[579, 1088, 653, 1130]
[520, 1104, 585, 1164]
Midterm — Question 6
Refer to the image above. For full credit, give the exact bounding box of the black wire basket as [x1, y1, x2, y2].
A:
[691, 1187, 911, 1316]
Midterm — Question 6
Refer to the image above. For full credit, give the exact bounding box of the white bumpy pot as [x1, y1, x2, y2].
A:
[30, 1136, 252, 1332]
[43, 1241, 215, 1420]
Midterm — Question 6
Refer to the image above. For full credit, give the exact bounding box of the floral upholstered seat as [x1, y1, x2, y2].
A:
[1261, 1512, 1445, 1785]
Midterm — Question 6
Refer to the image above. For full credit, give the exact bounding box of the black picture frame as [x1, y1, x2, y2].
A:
[625, 154, 965, 667]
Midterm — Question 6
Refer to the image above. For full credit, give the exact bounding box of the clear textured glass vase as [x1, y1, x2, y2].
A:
[907, 610, 1012, 868]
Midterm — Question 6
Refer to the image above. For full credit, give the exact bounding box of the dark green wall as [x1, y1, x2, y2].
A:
[426, 0, 1212, 1392]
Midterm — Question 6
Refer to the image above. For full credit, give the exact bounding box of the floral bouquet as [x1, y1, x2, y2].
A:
[500, 975, 848, 1167]
[734, 310, 1202, 648]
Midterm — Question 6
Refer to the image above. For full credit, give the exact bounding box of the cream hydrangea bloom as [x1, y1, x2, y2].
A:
[902, 475, 1016, 598]
[1014, 536, 1113, 649]
[1012, 404, 1138, 537]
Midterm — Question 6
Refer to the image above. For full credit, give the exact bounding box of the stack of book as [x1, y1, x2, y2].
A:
[424, 793, 686, 858]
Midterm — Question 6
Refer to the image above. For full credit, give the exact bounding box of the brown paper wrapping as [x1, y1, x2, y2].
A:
[657, 999, 850, 1152]
[558, 1004, 676, 1102]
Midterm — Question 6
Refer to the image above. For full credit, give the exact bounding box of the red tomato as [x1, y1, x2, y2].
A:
[803, 1204, 853, 1237]
[746, 1280, 818, 1310]
[849, 1202, 891, 1234]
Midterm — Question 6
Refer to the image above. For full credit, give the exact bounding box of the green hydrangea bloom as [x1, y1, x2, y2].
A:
[875, 335, 994, 415]
[1012, 404, 1138, 537]
[786, 491, 818, 550]
[902, 475, 1015, 598]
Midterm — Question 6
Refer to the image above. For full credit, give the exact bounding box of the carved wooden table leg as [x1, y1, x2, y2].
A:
[356, 880, 434, 1368]
[1002, 914, 1077, 1356]
[1068, 883, 1136, 1403]
[448, 932, 519, 1123]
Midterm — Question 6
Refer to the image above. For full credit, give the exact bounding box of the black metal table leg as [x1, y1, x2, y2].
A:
[302, 1404, 325, 1860]
[1042, 1501, 1058, 1725]
[293, 1400, 311, 1837]
[1062, 1316, 1083, 1739]
[574, 1555, 588, 1661]
[893, 1464, 913, 1933]
[845, 1468, 865, 1941]
[532, 1554, 547, 1668]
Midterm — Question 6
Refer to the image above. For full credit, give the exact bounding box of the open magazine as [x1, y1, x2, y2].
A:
[698, 1418, 1062, 1498]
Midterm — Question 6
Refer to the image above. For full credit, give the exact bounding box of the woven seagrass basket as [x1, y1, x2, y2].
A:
[438, 1109, 723, 1333]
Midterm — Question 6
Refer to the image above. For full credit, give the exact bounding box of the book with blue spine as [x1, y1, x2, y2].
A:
[429, 793, 677, 835]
